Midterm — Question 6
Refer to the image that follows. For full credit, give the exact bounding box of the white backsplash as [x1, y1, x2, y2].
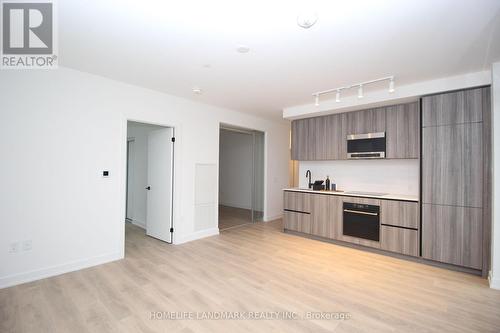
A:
[299, 159, 419, 196]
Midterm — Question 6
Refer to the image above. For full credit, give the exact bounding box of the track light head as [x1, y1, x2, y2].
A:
[314, 94, 319, 106]
[335, 90, 341, 103]
[358, 85, 363, 99]
[388, 78, 395, 93]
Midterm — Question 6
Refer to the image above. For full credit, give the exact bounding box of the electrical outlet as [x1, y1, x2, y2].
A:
[22, 240, 32, 252]
[9, 242, 20, 254]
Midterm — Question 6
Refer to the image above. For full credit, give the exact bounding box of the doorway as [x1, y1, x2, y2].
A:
[218, 125, 264, 230]
[126, 121, 174, 244]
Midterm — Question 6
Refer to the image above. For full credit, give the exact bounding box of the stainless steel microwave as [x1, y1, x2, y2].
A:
[347, 132, 386, 159]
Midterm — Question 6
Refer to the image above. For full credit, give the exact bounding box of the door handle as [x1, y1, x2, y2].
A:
[145, 186, 151, 190]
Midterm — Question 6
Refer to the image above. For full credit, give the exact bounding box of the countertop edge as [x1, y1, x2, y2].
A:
[283, 188, 419, 202]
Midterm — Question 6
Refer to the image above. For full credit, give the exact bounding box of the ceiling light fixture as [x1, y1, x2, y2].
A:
[357, 85, 363, 99]
[312, 76, 395, 106]
[236, 45, 250, 53]
[388, 77, 395, 93]
[297, 12, 318, 29]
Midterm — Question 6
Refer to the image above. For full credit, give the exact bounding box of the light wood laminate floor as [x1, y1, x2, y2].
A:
[1, 220, 500, 333]
[218, 205, 263, 230]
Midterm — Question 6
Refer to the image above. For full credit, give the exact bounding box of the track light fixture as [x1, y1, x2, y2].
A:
[312, 76, 395, 106]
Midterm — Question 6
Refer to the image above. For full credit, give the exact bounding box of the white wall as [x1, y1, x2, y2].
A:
[219, 130, 253, 209]
[0, 67, 290, 288]
[126, 122, 165, 228]
[491, 62, 500, 290]
[298, 160, 419, 196]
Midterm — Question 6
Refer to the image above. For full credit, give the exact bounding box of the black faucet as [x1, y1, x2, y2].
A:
[306, 170, 312, 189]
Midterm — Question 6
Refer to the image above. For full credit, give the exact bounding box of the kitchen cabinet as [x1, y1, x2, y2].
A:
[422, 87, 485, 127]
[291, 118, 314, 161]
[291, 102, 420, 161]
[386, 102, 420, 159]
[284, 191, 312, 233]
[380, 200, 419, 229]
[291, 113, 347, 161]
[311, 194, 329, 238]
[346, 107, 386, 135]
[421, 87, 490, 272]
[284, 190, 422, 258]
[422, 204, 482, 269]
[311, 194, 342, 239]
[326, 113, 347, 160]
[284, 191, 311, 213]
[422, 122, 483, 207]
[284, 211, 311, 234]
[381, 225, 419, 257]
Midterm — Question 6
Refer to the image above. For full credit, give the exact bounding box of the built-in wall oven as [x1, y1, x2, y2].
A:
[342, 202, 380, 241]
[347, 132, 386, 159]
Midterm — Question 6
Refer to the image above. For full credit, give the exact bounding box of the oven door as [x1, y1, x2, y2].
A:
[347, 132, 386, 159]
[342, 202, 380, 241]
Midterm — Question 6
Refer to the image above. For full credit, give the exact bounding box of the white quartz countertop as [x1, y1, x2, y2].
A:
[283, 188, 419, 202]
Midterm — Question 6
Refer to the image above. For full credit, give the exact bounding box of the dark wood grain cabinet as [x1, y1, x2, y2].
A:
[291, 102, 419, 160]
[381, 225, 419, 257]
[422, 204, 482, 269]
[421, 86, 490, 272]
[422, 122, 483, 207]
[346, 107, 386, 135]
[385, 102, 420, 159]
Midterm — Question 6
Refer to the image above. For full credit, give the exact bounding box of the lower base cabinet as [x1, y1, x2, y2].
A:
[284, 211, 311, 234]
[422, 204, 483, 269]
[380, 225, 419, 257]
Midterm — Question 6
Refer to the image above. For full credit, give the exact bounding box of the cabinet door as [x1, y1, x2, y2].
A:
[386, 102, 420, 159]
[381, 225, 419, 256]
[422, 204, 482, 269]
[346, 107, 386, 135]
[284, 211, 311, 234]
[380, 200, 419, 229]
[291, 119, 312, 161]
[422, 123, 483, 207]
[326, 113, 347, 160]
[422, 87, 486, 127]
[313, 116, 328, 160]
[311, 194, 330, 238]
[284, 191, 311, 213]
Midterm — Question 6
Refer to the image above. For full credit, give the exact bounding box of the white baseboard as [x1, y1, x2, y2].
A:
[264, 213, 283, 222]
[0, 252, 122, 289]
[174, 228, 219, 244]
[488, 271, 500, 290]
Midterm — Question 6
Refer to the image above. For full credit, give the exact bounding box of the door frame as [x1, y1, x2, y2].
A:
[121, 118, 176, 256]
[218, 123, 267, 225]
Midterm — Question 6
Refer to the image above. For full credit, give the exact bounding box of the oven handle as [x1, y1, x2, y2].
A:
[343, 209, 378, 216]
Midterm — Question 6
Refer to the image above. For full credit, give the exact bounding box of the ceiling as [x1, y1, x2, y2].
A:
[60, 0, 500, 120]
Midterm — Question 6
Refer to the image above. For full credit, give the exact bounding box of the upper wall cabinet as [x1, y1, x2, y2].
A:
[386, 102, 420, 159]
[291, 113, 347, 161]
[346, 107, 386, 135]
[291, 102, 419, 161]
[422, 87, 485, 127]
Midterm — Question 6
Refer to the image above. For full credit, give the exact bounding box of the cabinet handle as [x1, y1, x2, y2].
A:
[343, 209, 378, 216]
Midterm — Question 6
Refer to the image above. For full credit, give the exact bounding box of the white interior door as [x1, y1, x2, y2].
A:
[146, 128, 173, 243]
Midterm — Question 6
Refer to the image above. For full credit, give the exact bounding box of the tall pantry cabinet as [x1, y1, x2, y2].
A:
[421, 87, 491, 273]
